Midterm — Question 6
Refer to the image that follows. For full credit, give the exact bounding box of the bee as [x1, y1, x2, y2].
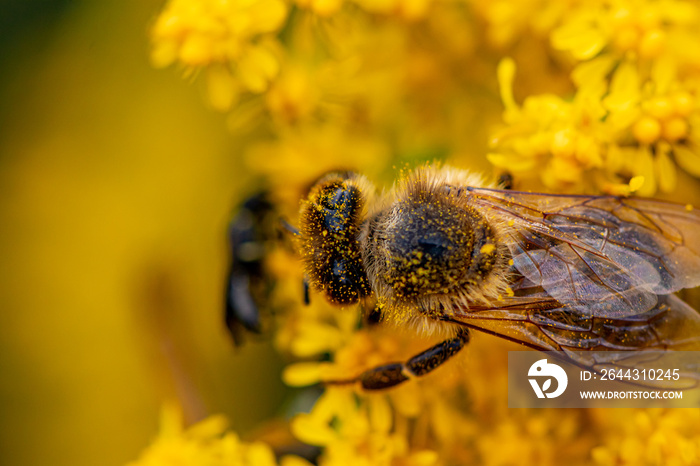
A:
[225, 192, 278, 344]
[296, 165, 700, 390]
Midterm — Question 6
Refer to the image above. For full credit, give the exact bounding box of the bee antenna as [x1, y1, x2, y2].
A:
[280, 218, 301, 237]
[303, 277, 311, 305]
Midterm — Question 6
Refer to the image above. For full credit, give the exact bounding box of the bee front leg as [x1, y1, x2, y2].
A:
[327, 329, 470, 390]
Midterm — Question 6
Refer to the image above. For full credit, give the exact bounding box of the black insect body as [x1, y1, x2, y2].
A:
[225, 192, 277, 345]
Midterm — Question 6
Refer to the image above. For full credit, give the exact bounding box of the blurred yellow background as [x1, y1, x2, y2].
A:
[6, 1, 700, 465]
[0, 2, 287, 465]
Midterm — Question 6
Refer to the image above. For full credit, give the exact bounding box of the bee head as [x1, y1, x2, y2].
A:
[299, 172, 374, 305]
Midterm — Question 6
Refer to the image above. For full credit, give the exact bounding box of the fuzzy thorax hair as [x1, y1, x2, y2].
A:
[360, 166, 513, 331]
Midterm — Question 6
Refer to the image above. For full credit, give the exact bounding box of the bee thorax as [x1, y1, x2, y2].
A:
[369, 189, 498, 301]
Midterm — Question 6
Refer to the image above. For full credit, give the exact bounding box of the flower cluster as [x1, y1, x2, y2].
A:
[590, 409, 700, 466]
[139, 0, 700, 465]
[487, 0, 700, 195]
[127, 404, 312, 466]
[151, 0, 288, 110]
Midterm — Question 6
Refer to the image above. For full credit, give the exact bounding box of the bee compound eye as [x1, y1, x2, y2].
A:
[319, 184, 356, 210]
[325, 257, 361, 304]
[301, 174, 371, 306]
[331, 258, 352, 285]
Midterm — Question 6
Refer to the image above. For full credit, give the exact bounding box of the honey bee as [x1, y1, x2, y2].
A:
[295, 165, 700, 390]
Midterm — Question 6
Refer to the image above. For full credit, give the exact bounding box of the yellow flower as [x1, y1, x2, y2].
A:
[128, 404, 308, 466]
[293, 0, 434, 19]
[492, 13, 700, 196]
[551, 0, 699, 61]
[591, 409, 700, 466]
[488, 58, 614, 193]
[151, 0, 288, 110]
[601, 58, 700, 194]
[291, 388, 440, 466]
[472, 0, 572, 48]
[551, 0, 700, 194]
[140, 1, 700, 466]
[242, 124, 391, 204]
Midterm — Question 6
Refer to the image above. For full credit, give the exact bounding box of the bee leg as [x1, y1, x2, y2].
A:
[364, 303, 383, 326]
[328, 329, 470, 390]
[280, 217, 301, 237]
[497, 172, 513, 189]
[303, 277, 311, 305]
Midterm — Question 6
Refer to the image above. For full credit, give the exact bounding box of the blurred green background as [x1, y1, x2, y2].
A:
[0, 1, 287, 464]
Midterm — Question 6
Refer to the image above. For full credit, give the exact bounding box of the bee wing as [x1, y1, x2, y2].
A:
[450, 293, 700, 388]
[467, 188, 700, 318]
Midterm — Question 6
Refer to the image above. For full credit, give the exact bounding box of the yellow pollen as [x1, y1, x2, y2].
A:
[629, 176, 645, 193]
[686, 204, 694, 212]
[480, 243, 495, 254]
[505, 286, 514, 297]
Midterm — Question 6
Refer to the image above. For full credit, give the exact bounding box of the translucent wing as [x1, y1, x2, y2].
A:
[448, 289, 700, 388]
[467, 188, 700, 318]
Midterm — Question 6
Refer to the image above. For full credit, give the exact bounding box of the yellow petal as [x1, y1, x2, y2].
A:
[187, 414, 228, 439]
[497, 58, 518, 118]
[150, 41, 179, 68]
[250, 0, 288, 33]
[633, 146, 657, 196]
[628, 175, 645, 193]
[291, 321, 344, 356]
[238, 44, 280, 93]
[390, 381, 422, 418]
[486, 152, 539, 172]
[604, 62, 640, 113]
[311, 0, 345, 16]
[551, 21, 606, 60]
[291, 413, 337, 446]
[368, 395, 393, 434]
[282, 362, 325, 387]
[179, 34, 215, 66]
[245, 441, 278, 466]
[674, 145, 700, 177]
[650, 54, 675, 94]
[407, 450, 440, 466]
[207, 65, 240, 111]
[571, 55, 616, 89]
